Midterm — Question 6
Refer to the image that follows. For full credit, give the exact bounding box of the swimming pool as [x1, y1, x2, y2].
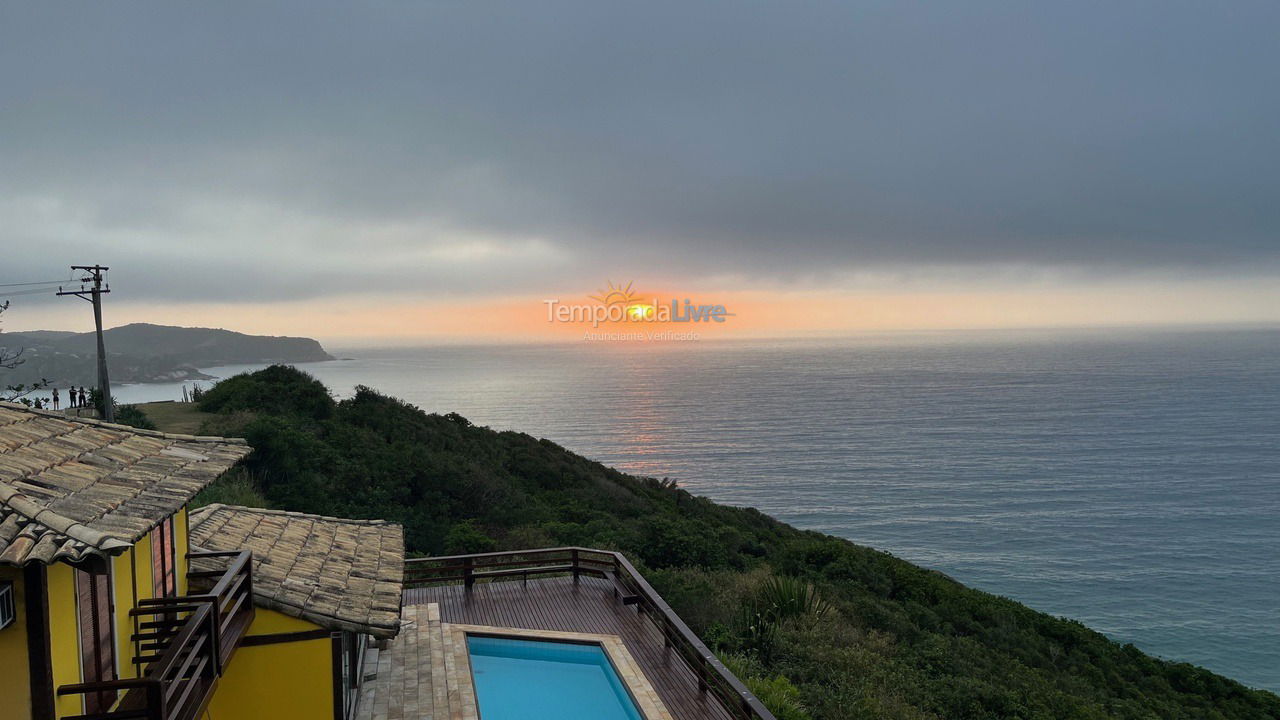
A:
[466, 635, 645, 720]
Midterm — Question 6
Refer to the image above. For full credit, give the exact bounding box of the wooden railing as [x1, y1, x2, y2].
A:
[404, 547, 778, 720]
[56, 550, 255, 720]
[175, 549, 256, 670]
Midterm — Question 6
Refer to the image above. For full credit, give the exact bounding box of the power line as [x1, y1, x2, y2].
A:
[0, 286, 62, 299]
[0, 273, 71, 299]
[0, 278, 71, 288]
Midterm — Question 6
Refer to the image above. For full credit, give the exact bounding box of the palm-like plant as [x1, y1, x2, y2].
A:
[733, 575, 832, 660]
[756, 575, 832, 626]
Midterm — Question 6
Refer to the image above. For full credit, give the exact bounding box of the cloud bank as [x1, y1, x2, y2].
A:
[2, 1, 1277, 308]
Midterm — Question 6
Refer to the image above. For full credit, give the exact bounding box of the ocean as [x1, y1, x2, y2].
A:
[112, 327, 1280, 692]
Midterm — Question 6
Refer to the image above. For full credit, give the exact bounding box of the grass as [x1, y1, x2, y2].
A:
[130, 400, 272, 509]
[134, 400, 210, 434]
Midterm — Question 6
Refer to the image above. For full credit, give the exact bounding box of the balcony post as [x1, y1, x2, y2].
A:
[145, 680, 164, 720]
[242, 551, 254, 616]
[204, 600, 222, 676]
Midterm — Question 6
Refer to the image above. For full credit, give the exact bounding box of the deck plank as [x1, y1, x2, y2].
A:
[398, 577, 736, 720]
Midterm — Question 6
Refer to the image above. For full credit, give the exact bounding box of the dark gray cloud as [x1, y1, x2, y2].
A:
[2, 0, 1278, 302]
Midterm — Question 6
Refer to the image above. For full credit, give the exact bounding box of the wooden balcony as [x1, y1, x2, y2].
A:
[403, 547, 778, 720]
[56, 550, 255, 720]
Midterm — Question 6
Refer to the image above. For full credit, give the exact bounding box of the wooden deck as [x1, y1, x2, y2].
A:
[387, 576, 736, 720]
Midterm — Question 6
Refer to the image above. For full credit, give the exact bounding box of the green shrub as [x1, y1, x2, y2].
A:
[114, 403, 158, 430]
[639, 515, 728, 569]
[720, 653, 813, 720]
[198, 364, 333, 418]
[444, 520, 497, 554]
[192, 467, 271, 509]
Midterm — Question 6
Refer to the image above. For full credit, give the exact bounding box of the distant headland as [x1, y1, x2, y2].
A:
[0, 322, 333, 386]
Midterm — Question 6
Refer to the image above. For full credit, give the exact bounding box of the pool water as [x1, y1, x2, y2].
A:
[466, 636, 644, 720]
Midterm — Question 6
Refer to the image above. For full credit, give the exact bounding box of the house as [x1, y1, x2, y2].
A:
[0, 402, 403, 720]
[187, 504, 402, 720]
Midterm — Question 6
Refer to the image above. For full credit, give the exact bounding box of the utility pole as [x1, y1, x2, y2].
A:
[57, 265, 113, 422]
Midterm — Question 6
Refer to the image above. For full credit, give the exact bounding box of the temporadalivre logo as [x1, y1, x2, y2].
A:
[544, 280, 735, 328]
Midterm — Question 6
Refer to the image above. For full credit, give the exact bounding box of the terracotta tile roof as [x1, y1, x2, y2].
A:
[188, 503, 404, 638]
[0, 401, 251, 567]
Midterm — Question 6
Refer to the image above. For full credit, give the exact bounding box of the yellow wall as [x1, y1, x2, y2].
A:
[207, 609, 335, 720]
[47, 563, 83, 719]
[174, 508, 190, 596]
[111, 550, 138, 681]
[0, 566, 33, 720]
[134, 531, 156, 607]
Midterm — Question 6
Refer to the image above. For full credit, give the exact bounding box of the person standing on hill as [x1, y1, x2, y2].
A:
[51, 388, 59, 410]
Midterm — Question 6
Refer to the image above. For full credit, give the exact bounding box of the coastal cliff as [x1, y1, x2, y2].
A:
[0, 323, 333, 386]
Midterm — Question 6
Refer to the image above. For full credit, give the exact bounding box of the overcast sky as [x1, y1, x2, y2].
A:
[2, 1, 1278, 337]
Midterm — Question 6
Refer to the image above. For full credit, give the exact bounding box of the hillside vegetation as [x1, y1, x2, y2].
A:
[157, 365, 1279, 720]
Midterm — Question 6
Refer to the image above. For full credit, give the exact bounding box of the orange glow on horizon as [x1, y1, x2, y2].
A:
[4, 279, 1279, 346]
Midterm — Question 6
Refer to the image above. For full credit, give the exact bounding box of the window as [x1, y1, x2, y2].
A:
[0, 580, 14, 630]
[76, 566, 117, 713]
[151, 515, 177, 598]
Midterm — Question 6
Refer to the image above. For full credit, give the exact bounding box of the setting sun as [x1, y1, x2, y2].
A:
[626, 304, 656, 320]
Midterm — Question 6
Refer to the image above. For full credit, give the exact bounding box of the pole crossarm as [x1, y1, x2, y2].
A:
[56, 264, 114, 422]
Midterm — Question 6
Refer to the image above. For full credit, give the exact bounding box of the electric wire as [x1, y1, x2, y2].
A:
[0, 286, 62, 298]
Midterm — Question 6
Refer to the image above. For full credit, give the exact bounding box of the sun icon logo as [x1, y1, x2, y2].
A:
[590, 280, 638, 307]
